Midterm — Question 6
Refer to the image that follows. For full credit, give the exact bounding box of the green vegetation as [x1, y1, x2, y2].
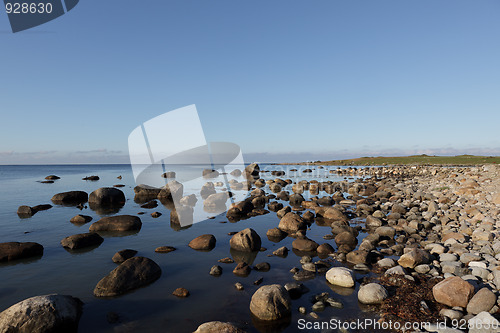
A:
[294, 155, 500, 166]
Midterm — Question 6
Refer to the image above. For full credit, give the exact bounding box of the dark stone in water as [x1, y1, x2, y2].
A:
[93, 257, 162, 297]
[112, 249, 138, 263]
[82, 175, 99, 181]
[0, 242, 44, 262]
[51, 191, 88, 205]
[60, 232, 104, 250]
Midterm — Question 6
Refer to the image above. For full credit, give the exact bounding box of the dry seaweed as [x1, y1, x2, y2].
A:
[377, 274, 445, 328]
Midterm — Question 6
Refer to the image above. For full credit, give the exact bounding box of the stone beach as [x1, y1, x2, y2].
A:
[1, 163, 500, 332]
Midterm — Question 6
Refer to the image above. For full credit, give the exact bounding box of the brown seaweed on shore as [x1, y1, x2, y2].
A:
[376, 274, 445, 328]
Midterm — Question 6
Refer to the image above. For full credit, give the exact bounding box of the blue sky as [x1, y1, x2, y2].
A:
[1, 0, 499, 164]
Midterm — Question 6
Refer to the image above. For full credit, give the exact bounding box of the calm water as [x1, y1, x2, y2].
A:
[0, 164, 384, 333]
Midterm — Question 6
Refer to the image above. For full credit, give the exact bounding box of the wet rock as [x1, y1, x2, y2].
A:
[89, 187, 125, 207]
[375, 226, 396, 239]
[161, 171, 176, 178]
[335, 232, 357, 249]
[94, 257, 162, 297]
[366, 215, 382, 228]
[233, 262, 251, 276]
[194, 321, 245, 333]
[140, 200, 158, 209]
[60, 232, 103, 250]
[89, 215, 142, 233]
[82, 175, 99, 181]
[250, 284, 292, 321]
[0, 242, 44, 262]
[70, 214, 93, 224]
[154, 246, 176, 253]
[284, 282, 309, 299]
[268, 201, 283, 212]
[289, 193, 305, 207]
[188, 234, 216, 251]
[112, 249, 138, 263]
[466, 287, 496, 314]
[172, 287, 190, 297]
[158, 180, 184, 201]
[292, 237, 319, 252]
[346, 250, 369, 265]
[254, 262, 270, 272]
[273, 246, 288, 257]
[17, 206, 35, 218]
[51, 191, 88, 205]
[325, 267, 355, 288]
[278, 212, 306, 233]
[266, 227, 286, 240]
[210, 265, 222, 276]
[230, 228, 261, 252]
[0, 294, 82, 333]
[45, 175, 60, 180]
[358, 283, 388, 304]
[319, 207, 347, 221]
[317, 243, 335, 255]
[235, 282, 244, 291]
[432, 276, 474, 307]
[218, 257, 234, 264]
[151, 211, 162, 218]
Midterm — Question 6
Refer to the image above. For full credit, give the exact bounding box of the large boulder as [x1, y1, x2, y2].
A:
[230, 228, 261, 252]
[249, 284, 292, 321]
[93, 257, 161, 297]
[51, 191, 88, 205]
[358, 283, 388, 304]
[0, 242, 44, 262]
[278, 212, 306, 233]
[0, 294, 83, 333]
[325, 267, 355, 288]
[189, 234, 216, 251]
[194, 321, 246, 333]
[60, 233, 103, 250]
[88, 187, 125, 206]
[432, 276, 474, 308]
[89, 215, 142, 233]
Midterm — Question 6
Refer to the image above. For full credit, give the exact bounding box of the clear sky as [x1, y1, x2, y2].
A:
[1, 0, 499, 164]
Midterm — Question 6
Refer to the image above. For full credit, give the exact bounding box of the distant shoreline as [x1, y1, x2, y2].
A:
[278, 154, 500, 166]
